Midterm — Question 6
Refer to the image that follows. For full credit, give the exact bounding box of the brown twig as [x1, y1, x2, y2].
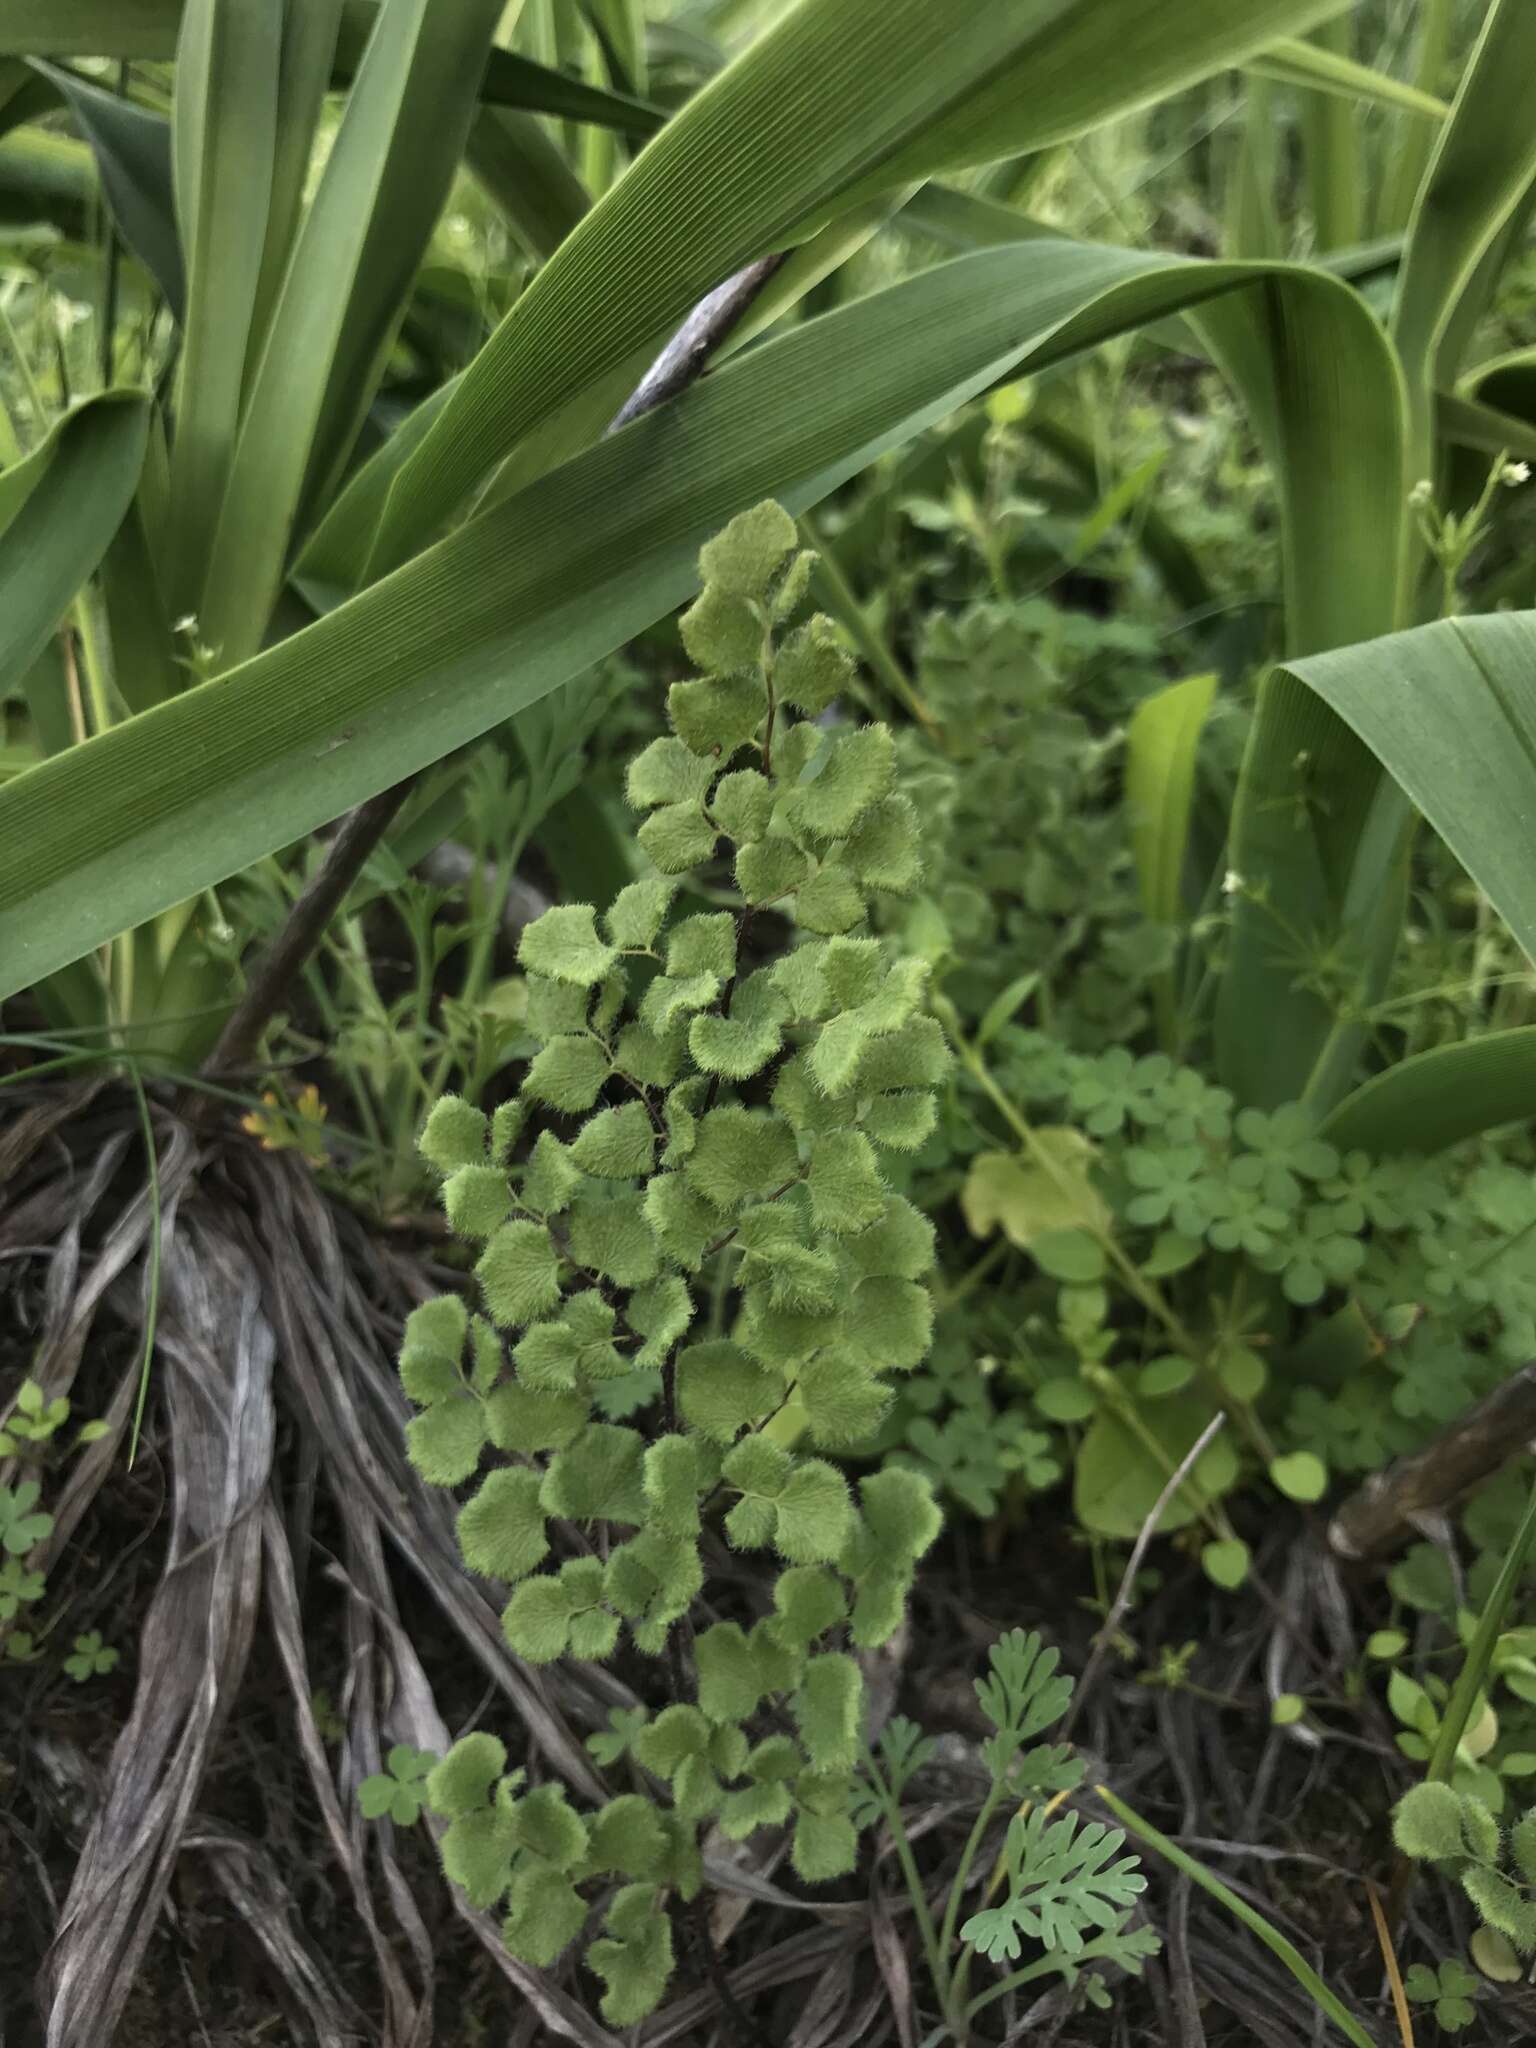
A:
[1329, 1359, 1536, 1563]
[196, 254, 789, 1095]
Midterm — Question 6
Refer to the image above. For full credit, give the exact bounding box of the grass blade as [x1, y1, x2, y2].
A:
[1125, 673, 1218, 1053]
[1436, 388, 1536, 465]
[1096, 1785, 1376, 2048]
[167, 0, 281, 615]
[1391, 0, 1536, 468]
[1379, 0, 1452, 235]
[467, 106, 590, 263]
[0, 0, 665, 137]
[1427, 1471, 1536, 1783]
[0, 392, 148, 697]
[249, 0, 343, 358]
[1248, 35, 1447, 121]
[30, 59, 184, 316]
[1282, 609, 1536, 966]
[194, 0, 503, 668]
[1295, 18, 1362, 253]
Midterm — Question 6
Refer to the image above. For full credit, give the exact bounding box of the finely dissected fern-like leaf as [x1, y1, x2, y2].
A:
[975, 1627, 1076, 1776]
[962, 1808, 1147, 1961]
[399, 502, 947, 2022]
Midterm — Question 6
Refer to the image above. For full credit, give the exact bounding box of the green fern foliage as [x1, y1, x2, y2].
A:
[400, 503, 945, 2020]
[1395, 1780, 1536, 1954]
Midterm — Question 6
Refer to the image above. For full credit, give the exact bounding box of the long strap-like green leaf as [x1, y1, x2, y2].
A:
[1392, 0, 1536, 473]
[0, 2, 664, 135]
[1247, 34, 1447, 122]
[29, 60, 184, 317]
[192, 0, 502, 669]
[166, 0, 281, 616]
[1216, 0, 1536, 1106]
[0, 238, 1386, 1003]
[849, 166, 1411, 1108]
[363, 0, 1352, 576]
[1284, 609, 1536, 970]
[1325, 1031, 1536, 1157]
[0, 392, 149, 723]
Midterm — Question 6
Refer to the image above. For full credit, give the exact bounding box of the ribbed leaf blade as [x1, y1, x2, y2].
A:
[1125, 672, 1217, 1052]
[1247, 35, 1447, 120]
[30, 59, 184, 316]
[1392, 0, 1536, 452]
[194, 0, 502, 668]
[365, 0, 1354, 574]
[0, 0, 664, 136]
[1282, 610, 1536, 967]
[0, 238, 1380, 999]
[167, 0, 281, 614]
[0, 393, 149, 704]
[1325, 1032, 1536, 1157]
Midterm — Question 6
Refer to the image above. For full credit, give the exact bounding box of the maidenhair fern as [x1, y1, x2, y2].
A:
[400, 501, 946, 2022]
[1395, 1781, 1536, 1955]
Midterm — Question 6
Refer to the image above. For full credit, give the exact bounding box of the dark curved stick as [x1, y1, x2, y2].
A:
[1330, 1360, 1536, 1562]
[199, 782, 412, 1086]
[197, 252, 787, 1088]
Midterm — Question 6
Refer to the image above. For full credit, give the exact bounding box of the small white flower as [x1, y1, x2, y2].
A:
[172, 614, 199, 636]
[1408, 478, 1434, 509]
[1502, 460, 1531, 487]
[1222, 869, 1245, 899]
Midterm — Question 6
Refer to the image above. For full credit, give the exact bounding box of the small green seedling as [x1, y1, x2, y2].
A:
[859, 1629, 1157, 2037]
[1403, 1957, 1479, 2034]
[63, 1631, 119, 1683]
[359, 1744, 438, 1826]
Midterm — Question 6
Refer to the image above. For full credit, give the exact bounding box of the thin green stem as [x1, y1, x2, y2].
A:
[425, 816, 536, 1107]
[1428, 1467, 1536, 1784]
[934, 1237, 1009, 1312]
[944, 1013, 1198, 1356]
[0, 288, 47, 443]
[1095, 1785, 1377, 2048]
[961, 1944, 1088, 2022]
[1297, 1008, 1359, 1112]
